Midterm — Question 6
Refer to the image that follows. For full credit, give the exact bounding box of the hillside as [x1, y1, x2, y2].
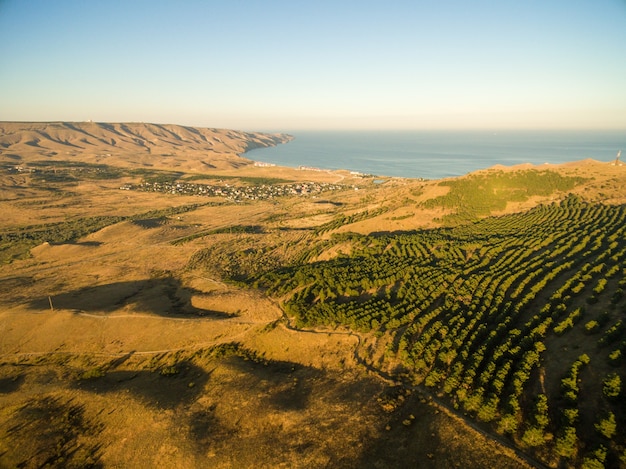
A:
[0, 121, 292, 172]
[0, 123, 625, 468]
[257, 195, 626, 467]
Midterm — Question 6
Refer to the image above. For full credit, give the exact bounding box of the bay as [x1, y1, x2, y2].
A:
[246, 130, 626, 179]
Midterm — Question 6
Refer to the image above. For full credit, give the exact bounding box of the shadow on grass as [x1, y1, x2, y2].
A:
[73, 360, 211, 410]
[223, 354, 320, 411]
[0, 374, 23, 394]
[66, 240, 103, 247]
[29, 277, 236, 318]
[2, 395, 104, 468]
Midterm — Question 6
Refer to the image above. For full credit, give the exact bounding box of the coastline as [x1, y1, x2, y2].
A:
[245, 129, 625, 179]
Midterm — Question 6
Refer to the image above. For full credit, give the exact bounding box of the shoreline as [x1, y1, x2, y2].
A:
[244, 129, 624, 180]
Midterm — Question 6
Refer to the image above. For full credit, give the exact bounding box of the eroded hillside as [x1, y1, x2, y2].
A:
[0, 121, 291, 172]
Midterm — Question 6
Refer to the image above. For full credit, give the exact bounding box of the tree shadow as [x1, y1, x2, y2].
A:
[187, 404, 237, 454]
[63, 240, 103, 247]
[131, 218, 168, 228]
[73, 360, 211, 410]
[179, 352, 419, 467]
[222, 354, 323, 411]
[29, 277, 236, 318]
[314, 200, 344, 206]
[2, 395, 104, 468]
[0, 374, 23, 394]
[3, 153, 22, 160]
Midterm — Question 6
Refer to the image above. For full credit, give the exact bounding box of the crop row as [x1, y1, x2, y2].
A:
[255, 195, 626, 467]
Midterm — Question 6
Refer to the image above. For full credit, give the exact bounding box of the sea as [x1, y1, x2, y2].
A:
[246, 130, 626, 180]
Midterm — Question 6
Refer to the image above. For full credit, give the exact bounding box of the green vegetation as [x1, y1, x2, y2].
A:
[184, 173, 292, 185]
[78, 367, 107, 380]
[0, 204, 203, 263]
[602, 372, 621, 398]
[11, 161, 291, 186]
[28, 160, 125, 180]
[314, 207, 389, 235]
[0, 216, 125, 263]
[254, 195, 626, 467]
[171, 224, 263, 245]
[421, 169, 585, 224]
[133, 169, 185, 184]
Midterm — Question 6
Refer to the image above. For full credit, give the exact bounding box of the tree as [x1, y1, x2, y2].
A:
[584, 320, 599, 334]
[563, 408, 579, 426]
[476, 394, 499, 422]
[554, 426, 577, 459]
[603, 373, 621, 398]
[533, 394, 549, 429]
[581, 446, 607, 469]
[595, 412, 616, 439]
[521, 426, 547, 448]
[497, 413, 519, 434]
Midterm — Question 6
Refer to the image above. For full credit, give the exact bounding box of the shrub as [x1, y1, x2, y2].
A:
[159, 365, 179, 376]
[608, 349, 622, 365]
[584, 320, 600, 334]
[602, 373, 621, 398]
[521, 426, 547, 447]
[554, 426, 577, 459]
[497, 414, 519, 434]
[79, 367, 106, 380]
[581, 446, 607, 469]
[595, 412, 616, 439]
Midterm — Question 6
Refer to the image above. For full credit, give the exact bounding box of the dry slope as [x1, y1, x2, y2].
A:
[0, 121, 292, 172]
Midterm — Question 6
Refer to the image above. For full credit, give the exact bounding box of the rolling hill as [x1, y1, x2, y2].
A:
[0, 121, 292, 171]
[0, 122, 624, 468]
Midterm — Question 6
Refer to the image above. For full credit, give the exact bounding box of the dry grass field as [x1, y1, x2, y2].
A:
[1, 122, 624, 468]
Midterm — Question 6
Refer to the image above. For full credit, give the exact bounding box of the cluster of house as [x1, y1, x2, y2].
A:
[119, 180, 346, 202]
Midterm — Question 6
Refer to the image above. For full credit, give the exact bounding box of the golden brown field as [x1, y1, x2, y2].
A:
[1, 122, 624, 468]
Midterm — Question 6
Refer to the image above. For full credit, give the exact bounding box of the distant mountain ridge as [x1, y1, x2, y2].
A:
[0, 121, 292, 171]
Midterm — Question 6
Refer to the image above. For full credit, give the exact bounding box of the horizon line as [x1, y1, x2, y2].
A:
[0, 119, 625, 135]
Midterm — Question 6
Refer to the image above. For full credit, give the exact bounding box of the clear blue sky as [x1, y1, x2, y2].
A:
[1, 0, 625, 131]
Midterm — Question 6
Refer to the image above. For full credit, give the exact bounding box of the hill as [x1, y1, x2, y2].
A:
[0, 123, 625, 468]
[0, 121, 292, 172]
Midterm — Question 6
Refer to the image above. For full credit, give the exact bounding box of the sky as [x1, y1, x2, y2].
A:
[1, 0, 625, 131]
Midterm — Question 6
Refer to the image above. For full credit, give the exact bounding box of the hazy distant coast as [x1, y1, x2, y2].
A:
[3, 123, 623, 181]
[246, 130, 626, 179]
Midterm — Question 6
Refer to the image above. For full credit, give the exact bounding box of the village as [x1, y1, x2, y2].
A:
[120, 180, 348, 202]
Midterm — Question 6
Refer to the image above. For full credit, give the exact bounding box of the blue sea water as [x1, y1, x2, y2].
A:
[247, 130, 626, 179]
